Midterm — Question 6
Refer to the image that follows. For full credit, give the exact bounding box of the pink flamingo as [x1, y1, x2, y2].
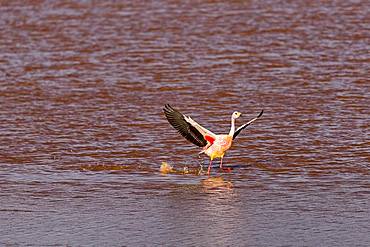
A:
[163, 104, 263, 175]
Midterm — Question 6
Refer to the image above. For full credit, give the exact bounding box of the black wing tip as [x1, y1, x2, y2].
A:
[163, 104, 176, 112]
[163, 104, 173, 114]
[163, 103, 170, 109]
[258, 109, 264, 118]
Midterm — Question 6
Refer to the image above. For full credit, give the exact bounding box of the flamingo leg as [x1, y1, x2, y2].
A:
[207, 160, 212, 175]
[220, 155, 232, 172]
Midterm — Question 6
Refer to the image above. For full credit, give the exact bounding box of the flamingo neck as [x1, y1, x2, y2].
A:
[229, 117, 235, 136]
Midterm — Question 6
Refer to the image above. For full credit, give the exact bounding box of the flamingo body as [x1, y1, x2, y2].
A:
[205, 135, 232, 160]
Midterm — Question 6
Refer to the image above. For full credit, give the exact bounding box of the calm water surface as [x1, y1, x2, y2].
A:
[0, 1, 369, 246]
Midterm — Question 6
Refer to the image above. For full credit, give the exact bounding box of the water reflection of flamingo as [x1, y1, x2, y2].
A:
[163, 104, 263, 175]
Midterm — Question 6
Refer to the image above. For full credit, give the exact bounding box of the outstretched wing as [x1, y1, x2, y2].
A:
[233, 110, 264, 140]
[163, 104, 216, 147]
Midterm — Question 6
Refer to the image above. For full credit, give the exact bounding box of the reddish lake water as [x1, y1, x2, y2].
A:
[0, 1, 369, 246]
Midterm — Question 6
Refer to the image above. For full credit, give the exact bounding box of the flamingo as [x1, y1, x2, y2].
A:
[163, 104, 263, 175]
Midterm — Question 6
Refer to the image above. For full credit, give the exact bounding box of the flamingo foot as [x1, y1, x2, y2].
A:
[221, 167, 233, 173]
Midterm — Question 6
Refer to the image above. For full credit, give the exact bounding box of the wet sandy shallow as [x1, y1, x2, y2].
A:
[0, 1, 369, 246]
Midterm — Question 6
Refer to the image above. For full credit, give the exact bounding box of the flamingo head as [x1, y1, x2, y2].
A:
[232, 111, 241, 119]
